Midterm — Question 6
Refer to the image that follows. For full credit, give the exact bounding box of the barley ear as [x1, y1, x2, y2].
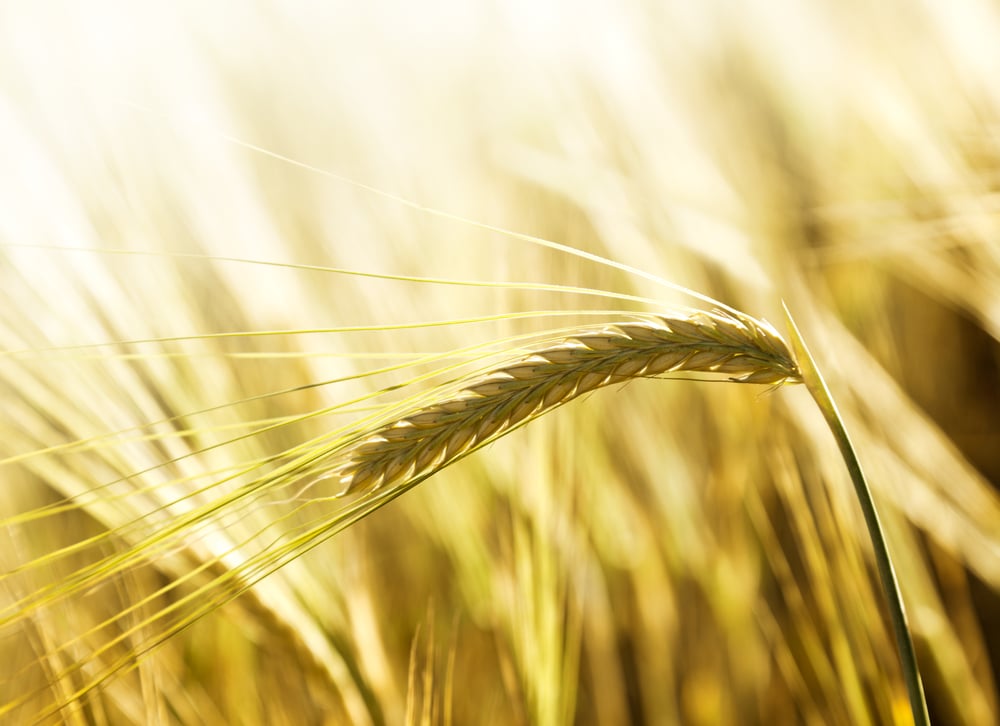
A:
[334, 308, 801, 497]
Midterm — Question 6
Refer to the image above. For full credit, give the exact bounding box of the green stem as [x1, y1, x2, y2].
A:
[783, 304, 929, 726]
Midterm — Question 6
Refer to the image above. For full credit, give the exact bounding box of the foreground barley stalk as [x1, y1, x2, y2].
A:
[333, 302, 930, 726]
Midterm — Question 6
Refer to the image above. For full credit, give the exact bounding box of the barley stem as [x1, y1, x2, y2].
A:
[784, 304, 930, 726]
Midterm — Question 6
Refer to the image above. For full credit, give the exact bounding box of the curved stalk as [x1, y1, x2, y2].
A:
[783, 304, 929, 726]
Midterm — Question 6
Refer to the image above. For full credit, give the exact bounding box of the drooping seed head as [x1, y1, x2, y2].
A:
[334, 310, 799, 496]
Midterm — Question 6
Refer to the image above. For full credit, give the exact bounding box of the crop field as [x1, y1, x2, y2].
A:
[1, 2, 999, 724]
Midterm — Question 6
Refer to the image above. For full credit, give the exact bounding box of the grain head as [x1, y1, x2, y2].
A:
[335, 309, 800, 496]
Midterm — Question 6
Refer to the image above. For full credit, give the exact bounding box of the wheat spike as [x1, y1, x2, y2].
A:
[335, 309, 800, 496]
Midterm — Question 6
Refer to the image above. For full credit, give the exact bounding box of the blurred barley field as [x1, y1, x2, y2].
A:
[2, 1, 1000, 724]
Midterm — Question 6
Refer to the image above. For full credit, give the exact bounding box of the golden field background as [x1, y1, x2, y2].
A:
[1, 1, 999, 724]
